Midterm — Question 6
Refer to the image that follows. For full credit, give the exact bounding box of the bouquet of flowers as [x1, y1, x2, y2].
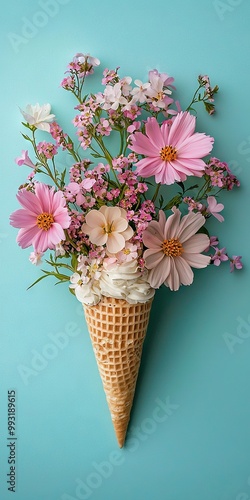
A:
[10, 53, 242, 447]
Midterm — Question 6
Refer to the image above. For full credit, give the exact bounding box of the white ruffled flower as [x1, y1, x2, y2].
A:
[20, 103, 55, 132]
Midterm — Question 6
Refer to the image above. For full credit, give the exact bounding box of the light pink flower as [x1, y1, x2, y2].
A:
[116, 242, 138, 263]
[15, 150, 36, 168]
[207, 196, 224, 222]
[103, 83, 128, 110]
[211, 247, 229, 266]
[142, 208, 210, 290]
[129, 111, 214, 185]
[10, 183, 71, 252]
[82, 206, 133, 254]
[29, 251, 44, 265]
[230, 255, 243, 272]
[131, 79, 150, 103]
[20, 103, 55, 132]
[74, 53, 100, 67]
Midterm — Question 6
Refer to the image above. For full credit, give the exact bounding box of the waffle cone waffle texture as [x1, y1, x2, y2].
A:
[83, 296, 153, 448]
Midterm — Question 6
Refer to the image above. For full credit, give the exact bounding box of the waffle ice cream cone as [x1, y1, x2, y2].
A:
[83, 296, 153, 448]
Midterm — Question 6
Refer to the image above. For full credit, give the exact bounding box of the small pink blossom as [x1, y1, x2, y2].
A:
[211, 247, 229, 266]
[37, 141, 58, 159]
[206, 196, 224, 222]
[230, 255, 243, 272]
[116, 242, 138, 263]
[15, 150, 36, 169]
[96, 118, 112, 136]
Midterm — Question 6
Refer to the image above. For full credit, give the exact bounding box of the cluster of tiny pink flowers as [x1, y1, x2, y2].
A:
[183, 197, 203, 212]
[127, 201, 156, 242]
[60, 76, 75, 91]
[37, 141, 58, 159]
[61, 53, 100, 91]
[205, 157, 240, 190]
[50, 122, 72, 151]
[207, 236, 243, 272]
[197, 75, 219, 115]
[102, 67, 120, 85]
[69, 160, 92, 182]
[62, 210, 86, 253]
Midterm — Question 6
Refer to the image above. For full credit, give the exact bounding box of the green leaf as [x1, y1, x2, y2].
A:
[21, 133, 32, 142]
[27, 274, 50, 290]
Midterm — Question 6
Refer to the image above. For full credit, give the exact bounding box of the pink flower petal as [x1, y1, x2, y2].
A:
[183, 253, 211, 268]
[148, 256, 171, 288]
[182, 234, 209, 253]
[174, 257, 194, 286]
[144, 248, 165, 269]
[16, 226, 40, 248]
[176, 212, 205, 243]
[145, 117, 165, 149]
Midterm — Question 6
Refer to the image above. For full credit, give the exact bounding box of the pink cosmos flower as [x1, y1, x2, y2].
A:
[82, 206, 133, 254]
[10, 183, 71, 253]
[129, 111, 214, 185]
[207, 196, 224, 222]
[142, 208, 211, 290]
[15, 150, 36, 169]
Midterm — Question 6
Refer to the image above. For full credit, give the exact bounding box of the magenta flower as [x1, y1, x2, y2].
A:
[129, 111, 214, 185]
[142, 208, 211, 290]
[10, 183, 71, 252]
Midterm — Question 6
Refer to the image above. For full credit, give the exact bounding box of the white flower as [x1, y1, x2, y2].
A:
[20, 103, 55, 132]
[55, 243, 66, 257]
[29, 251, 44, 265]
[69, 272, 101, 305]
[103, 83, 128, 110]
[131, 79, 150, 103]
[74, 53, 100, 67]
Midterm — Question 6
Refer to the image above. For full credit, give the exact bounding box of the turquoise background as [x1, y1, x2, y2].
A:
[1, 0, 250, 499]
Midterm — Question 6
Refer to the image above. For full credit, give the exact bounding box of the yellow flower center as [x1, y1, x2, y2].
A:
[162, 238, 183, 257]
[160, 145, 177, 162]
[103, 222, 114, 234]
[36, 212, 54, 231]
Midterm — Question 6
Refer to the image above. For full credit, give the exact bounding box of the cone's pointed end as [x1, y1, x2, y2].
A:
[115, 426, 127, 449]
[117, 438, 125, 449]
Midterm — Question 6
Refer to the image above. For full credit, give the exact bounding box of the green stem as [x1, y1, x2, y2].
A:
[152, 183, 161, 203]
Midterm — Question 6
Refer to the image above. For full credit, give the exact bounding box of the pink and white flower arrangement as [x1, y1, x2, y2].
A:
[10, 53, 242, 305]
